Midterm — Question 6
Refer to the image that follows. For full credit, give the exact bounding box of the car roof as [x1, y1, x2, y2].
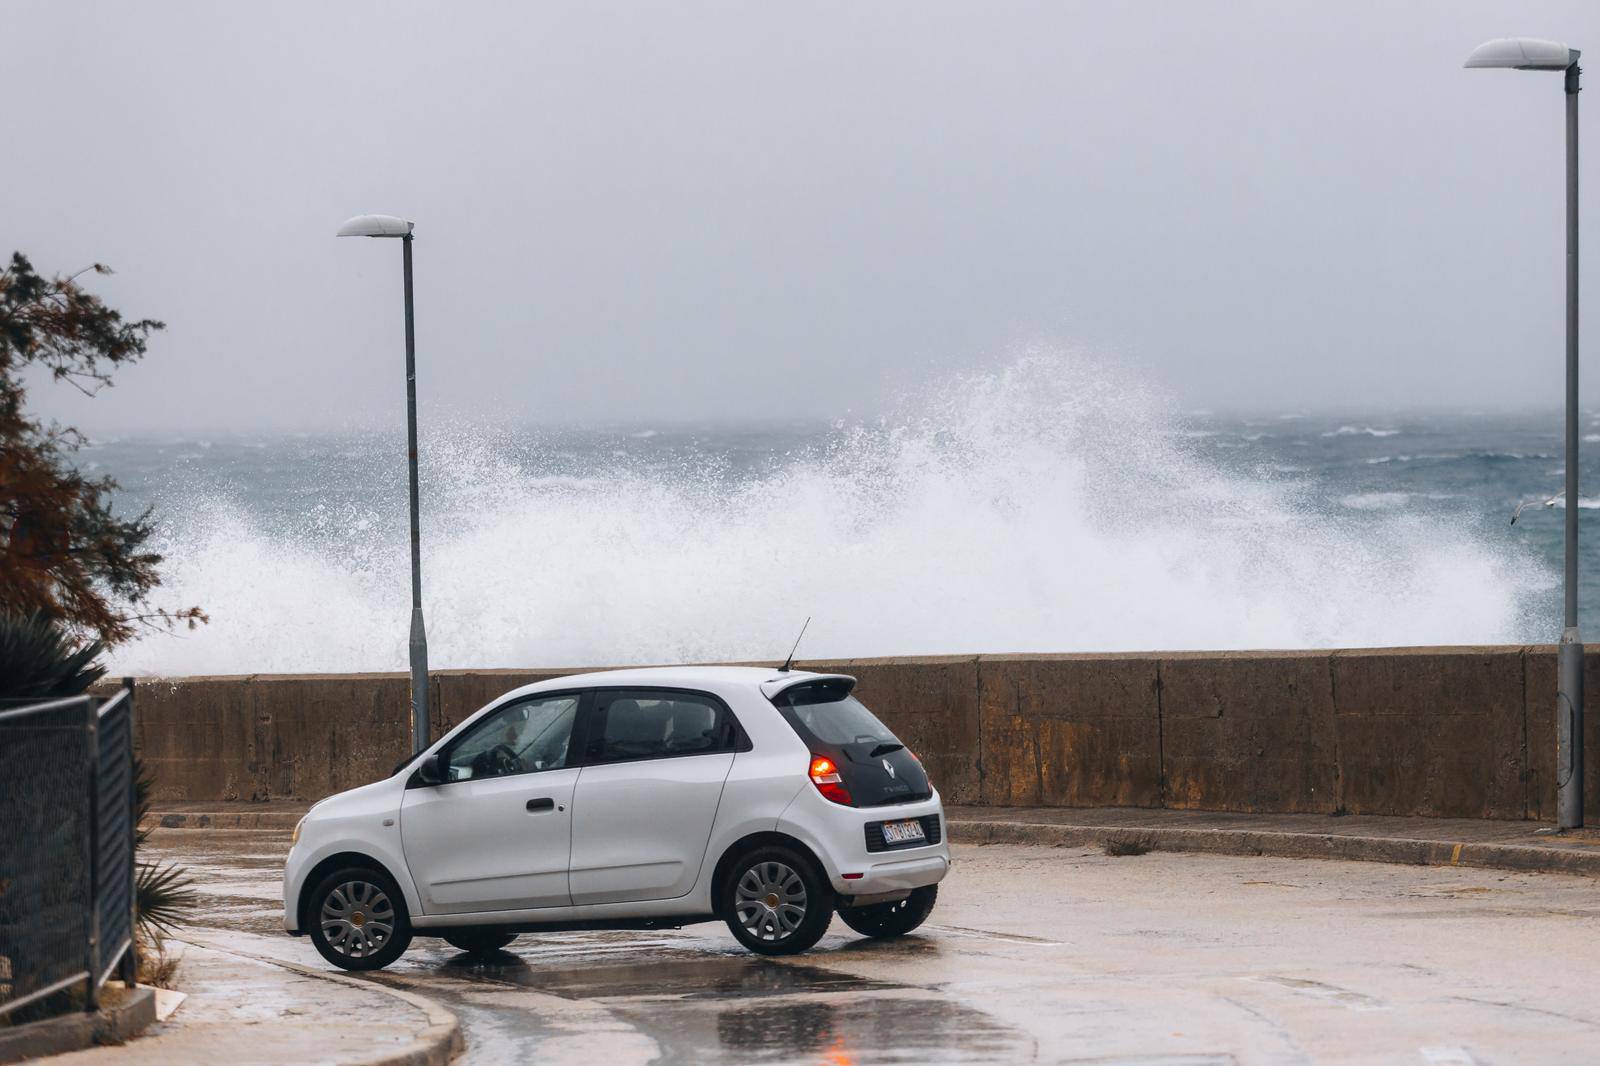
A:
[501, 665, 854, 702]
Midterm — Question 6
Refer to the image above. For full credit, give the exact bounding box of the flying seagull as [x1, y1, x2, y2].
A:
[1511, 495, 1561, 526]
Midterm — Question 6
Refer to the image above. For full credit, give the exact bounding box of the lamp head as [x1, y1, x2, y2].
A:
[336, 214, 415, 238]
[1464, 37, 1578, 71]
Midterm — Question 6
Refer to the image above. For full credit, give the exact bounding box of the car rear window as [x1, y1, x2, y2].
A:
[586, 689, 738, 762]
[773, 682, 897, 746]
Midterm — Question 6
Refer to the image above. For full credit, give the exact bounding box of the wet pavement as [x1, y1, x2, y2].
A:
[148, 827, 1600, 1064]
[49, 939, 448, 1066]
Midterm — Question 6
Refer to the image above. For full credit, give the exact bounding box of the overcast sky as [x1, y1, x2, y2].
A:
[9, 1, 1600, 431]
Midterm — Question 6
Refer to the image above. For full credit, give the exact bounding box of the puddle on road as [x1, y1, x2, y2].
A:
[401, 932, 1037, 1064]
[707, 994, 1027, 1064]
[462, 949, 895, 1000]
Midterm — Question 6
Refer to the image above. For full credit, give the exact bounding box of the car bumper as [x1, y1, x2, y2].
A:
[779, 786, 952, 897]
[283, 842, 306, 934]
[840, 851, 950, 900]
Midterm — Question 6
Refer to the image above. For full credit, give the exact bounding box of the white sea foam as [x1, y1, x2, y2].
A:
[1323, 425, 1400, 438]
[1339, 492, 1413, 511]
[106, 353, 1549, 674]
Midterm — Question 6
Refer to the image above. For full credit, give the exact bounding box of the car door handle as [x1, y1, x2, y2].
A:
[525, 797, 555, 812]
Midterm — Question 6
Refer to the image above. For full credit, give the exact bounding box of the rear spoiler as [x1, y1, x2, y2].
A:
[759, 673, 856, 702]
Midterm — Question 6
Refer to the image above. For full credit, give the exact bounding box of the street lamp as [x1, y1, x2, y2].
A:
[1466, 37, 1583, 829]
[337, 213, 430, 754]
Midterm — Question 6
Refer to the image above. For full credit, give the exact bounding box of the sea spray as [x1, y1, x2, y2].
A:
[107, 352, 1548, 674]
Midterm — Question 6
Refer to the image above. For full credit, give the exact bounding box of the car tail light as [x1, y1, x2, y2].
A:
[809, 755, 854, 806]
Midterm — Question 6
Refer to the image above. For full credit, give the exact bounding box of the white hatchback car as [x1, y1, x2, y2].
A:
[283, 666, 950, 970]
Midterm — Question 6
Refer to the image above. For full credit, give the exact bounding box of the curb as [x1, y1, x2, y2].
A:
[151, 811, 304, 831]
[0, 986, 157, 1064]
[179, 937, 462, 1066]
[950, 818, 1600, 877]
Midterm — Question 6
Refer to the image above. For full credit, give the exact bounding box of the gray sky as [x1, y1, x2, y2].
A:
[9, 1, 1600, 431]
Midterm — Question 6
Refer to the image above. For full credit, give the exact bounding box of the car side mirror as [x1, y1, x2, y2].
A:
[416, 753, 445, 786]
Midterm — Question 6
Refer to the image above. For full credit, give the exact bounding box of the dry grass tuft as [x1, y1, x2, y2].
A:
[135, 931, 183, 989]
[1103, 835, 1154, 857]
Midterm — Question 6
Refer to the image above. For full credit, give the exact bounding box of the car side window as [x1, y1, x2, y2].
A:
[586, 690, 735, 764]
[446, 694, 579, 782]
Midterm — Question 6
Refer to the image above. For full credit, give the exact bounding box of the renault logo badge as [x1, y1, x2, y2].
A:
[883, 759, 896, 778]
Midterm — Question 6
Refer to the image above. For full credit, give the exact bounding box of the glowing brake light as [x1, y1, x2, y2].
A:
[809, 755, 854, 806]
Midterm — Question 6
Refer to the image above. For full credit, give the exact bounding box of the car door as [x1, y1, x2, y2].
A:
[567, 689, 740, 906]
[400, 692, 585, 914]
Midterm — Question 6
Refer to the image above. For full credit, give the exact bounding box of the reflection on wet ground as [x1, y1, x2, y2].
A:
[149, 829, 1038, 1064]
[711, 995, 1024, 1064]
[408, 935, 1033, 1064]
[378, 929, 1037, 1064]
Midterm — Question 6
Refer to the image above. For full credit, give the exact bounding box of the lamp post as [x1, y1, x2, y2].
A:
[337, 213, 430, 753]
[1467, 37, 1583, 828]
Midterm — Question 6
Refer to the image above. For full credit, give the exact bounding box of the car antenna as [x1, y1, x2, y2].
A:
[778, 617, 811, 673]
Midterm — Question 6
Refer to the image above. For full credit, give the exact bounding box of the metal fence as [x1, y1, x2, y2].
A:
[0, 686, 137, 1018]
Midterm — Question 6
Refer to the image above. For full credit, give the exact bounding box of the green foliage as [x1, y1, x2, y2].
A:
[0, 252, 203, 645]
[0, 610, 107, 700]
[135, 860, 197, 940]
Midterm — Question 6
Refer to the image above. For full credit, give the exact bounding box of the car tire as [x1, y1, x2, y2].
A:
[307, 866, 413, 971]
[442, 929, 518, 955]
[721, 845, 834, 956]
[836, 884, 937, 939]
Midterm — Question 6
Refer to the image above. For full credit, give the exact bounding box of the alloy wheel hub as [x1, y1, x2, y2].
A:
[321, 880, 395, 957]
[734, 861, 808, 941]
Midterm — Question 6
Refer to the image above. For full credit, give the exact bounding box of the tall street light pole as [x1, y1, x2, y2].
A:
[337, 213, 430, 754]
[1467, 37, 1584, 828]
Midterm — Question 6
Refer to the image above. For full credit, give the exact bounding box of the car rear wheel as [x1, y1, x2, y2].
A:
[308, 866, 412, 971]
[722, 845, 834, 956]
[837, 884, 938, 939]
[442, 929, 518, 955]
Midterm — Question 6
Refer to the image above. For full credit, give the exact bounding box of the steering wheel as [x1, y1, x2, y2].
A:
[471, 743, 524, 778]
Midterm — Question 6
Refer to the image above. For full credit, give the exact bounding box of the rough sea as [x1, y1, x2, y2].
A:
[86, 355, 1587, 676]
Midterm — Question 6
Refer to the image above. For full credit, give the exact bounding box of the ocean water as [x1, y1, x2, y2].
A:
[83, 354, 1587, 676]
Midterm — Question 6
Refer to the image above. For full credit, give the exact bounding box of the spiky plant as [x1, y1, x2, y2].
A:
[0, 610, 106, 700]
[135, 860, 196, 940]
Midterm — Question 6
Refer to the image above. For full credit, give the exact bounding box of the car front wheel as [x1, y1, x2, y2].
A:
[721, 845, 834, 956]
[837, 884, 938, 939]
[308, 866, 413, 971]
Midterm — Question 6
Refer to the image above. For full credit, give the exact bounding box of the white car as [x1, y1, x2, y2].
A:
[283, 666, 950, 970]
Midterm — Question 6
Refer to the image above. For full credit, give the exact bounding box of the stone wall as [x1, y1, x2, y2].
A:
[121, 646, 1595, 820]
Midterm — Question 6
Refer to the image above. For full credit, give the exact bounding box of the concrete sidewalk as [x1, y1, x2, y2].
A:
[948, 804, 1600, 876]
[43, 938, 460, 1066]
[150, 800, 1600, 877]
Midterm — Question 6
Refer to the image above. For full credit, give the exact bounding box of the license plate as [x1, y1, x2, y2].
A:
[881, 818, 926, 845]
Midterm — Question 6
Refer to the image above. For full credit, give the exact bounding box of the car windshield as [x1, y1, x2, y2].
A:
[778, 685, 896, 746]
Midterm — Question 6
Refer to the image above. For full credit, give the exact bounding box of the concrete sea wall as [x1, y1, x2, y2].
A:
[122, 646, 1600, 821]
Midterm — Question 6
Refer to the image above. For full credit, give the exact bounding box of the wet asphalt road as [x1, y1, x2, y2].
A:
[148, 827, 1600, 1064]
